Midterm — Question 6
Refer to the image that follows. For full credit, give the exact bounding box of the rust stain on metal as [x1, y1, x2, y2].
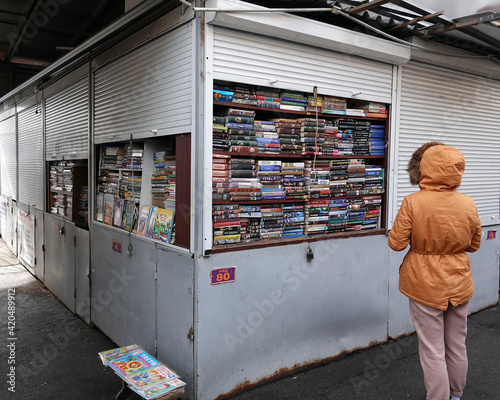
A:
[215, 340, 389, 399]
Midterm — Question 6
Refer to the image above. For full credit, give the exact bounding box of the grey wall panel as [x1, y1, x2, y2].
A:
[195, 236, 390, 400]
[75, 227, 90, 325]
[90, 224, 156, 353]
[156, 247, 195, 399]
[213, 27, 393, 103]
[0, 116, 17, 199]
[94, 23, 193, 143]
[34, 208, 44, 281]
[45, 77, 89, 160]
[3, 198, 17, 255]
[18, 105, 43, 208]
[44, 214, 76, 312]
[394, 61, 500, 227]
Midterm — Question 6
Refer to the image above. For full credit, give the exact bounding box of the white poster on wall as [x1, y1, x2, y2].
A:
[18, 209, 35, 268]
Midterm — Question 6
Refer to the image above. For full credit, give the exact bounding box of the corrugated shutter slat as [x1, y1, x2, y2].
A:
[395, 61, 500, 226]
[45, 77, 89, 160]
[94, 25, 193, 143]
[18, 106, 43, 208]
[0, 116, 17, 199]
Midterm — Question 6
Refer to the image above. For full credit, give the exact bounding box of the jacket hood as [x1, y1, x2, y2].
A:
[407, 141, 444, 185]
[419, 145, 465, 190]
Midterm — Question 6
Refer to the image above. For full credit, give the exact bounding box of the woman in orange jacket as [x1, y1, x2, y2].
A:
[389, 143, 482, 400]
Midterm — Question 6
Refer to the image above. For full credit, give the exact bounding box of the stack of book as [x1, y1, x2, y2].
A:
[98, 344, 186, 400]
[322, 96, 347, 115]
[352, 120, 371, 156]
[239, 205, 261, 243]
[307, 95, 322, 113]
[280, 91, 308, 112]
[328, 198, 348, 233]
[362, 195, 382, 229]
[213, 81, 234, 103]
[323, 121, 340, 156]
[228, 157, 260, 202]
[305, 160, 330, 199]
[212, 115, 229, 152]
[213, 205, 240, 245]
[337, 118, 354, 155]
[119, 170, 142, 200]
[254, 120, 280, 154]
[260, 204, 283, 240]
[300, 118, 325, 155]
[231, 83, 258, 106]
[274, 118, 302, 155]
[223, 109, 257, 154]
[304, 199, 329, 236]
[349, 100, 388, 117]
[282, 162, 307, 200]
[151, 152, 176, 209]
[369, 124, 386, 155]
[79, 186, 89, 224]
[97, 170, 119, 195]
[101, 145, 125, 168]
[346, 159, 366, 196]
[212, 154, 230, 201]
[282, 203, 305, 238]
[346, 198, 365, 231]
[329, 159, 349, 198]
[257, 160, 285, 201]
[256, 86, 281, 109]
[122, 144, 144, 169]
[365, 165, 384, 194]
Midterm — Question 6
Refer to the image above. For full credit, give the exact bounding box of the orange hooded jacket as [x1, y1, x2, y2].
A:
[388, 145, 482, 310]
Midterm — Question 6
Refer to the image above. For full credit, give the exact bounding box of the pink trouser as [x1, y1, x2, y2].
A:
[409, 299, 470, 400]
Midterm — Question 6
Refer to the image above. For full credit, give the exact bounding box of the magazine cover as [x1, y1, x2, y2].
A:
[108, 349, 162, 379]
[136, 205, 152, 236]
[129, 378, 186, 399]
[145, 206, 158, 238]
[126, 364, 178, 389]
[113, 198, 124, 228]
[98, 344, 141, 365]
[152, 208, 175, 243]
[103, 193, 114, 226]
[96, 193, 104, 222]
[121, 200, 135, 232]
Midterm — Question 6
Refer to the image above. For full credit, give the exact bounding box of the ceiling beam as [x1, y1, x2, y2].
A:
[349, 0, 393, 15]
[387, 10, 443, 31]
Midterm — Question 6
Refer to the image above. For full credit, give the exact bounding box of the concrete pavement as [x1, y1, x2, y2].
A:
[0, 238, 498, 400]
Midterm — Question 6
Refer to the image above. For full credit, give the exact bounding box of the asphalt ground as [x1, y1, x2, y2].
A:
[0, 238, 498, 400]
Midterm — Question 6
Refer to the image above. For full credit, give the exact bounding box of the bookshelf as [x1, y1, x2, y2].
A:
[211, 81, 388, 250]
[48, 161, 88, 224]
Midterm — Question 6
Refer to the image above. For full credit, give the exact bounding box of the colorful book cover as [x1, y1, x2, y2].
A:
[152, 208, 175, 243]
[130, 378, 186, 399]
[96, 193, 104, 222]
[125, 364, 179, 389]
[145, 206, 158, 238]
[113, 198, 124, 228]
[121, 200, 135, 231]
[98, 344, 141, 365]
[103, 194, 114, 226]
[108, 349, 162, 379]
[136, 205, 152, 236]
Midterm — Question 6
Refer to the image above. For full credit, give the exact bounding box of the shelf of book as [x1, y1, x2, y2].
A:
[211, 81, 388, 250]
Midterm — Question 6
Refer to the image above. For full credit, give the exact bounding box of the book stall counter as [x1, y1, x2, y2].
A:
[211, 81, 388, 251]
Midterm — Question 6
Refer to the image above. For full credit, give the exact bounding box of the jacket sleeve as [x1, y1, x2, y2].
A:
[466, 207, 482, 253]
[388, 196, 412, 252]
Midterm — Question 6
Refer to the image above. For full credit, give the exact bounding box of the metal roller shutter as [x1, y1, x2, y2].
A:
[0, 115, 17, 200]
[392, 61, 500, 227]
[45, 77, 89, 160]
[18, 105, 43, 208]
[213, 27, 394, 103]
[94, 24, 193, 144]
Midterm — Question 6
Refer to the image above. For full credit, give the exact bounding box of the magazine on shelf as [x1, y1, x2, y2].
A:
[136, 205, 152, 236]
[98, 345, 186, 400]
[152, 208, 175, 243]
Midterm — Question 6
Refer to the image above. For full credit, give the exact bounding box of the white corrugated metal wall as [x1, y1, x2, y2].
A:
[45, 77, 89, 161]
[393, 61, 500, 226]
[213, 26, 394, 103]
[18, 105, 44, 208]
[93, 23, 193, 143]
[0, 115, 17, 200]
